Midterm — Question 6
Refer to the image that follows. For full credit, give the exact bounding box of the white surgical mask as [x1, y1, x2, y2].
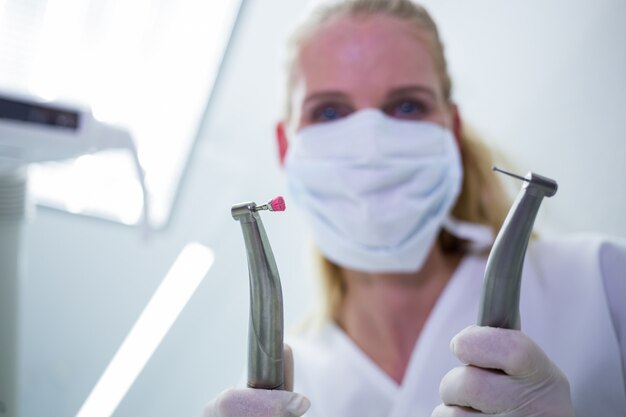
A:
[285, 108, 469, 273]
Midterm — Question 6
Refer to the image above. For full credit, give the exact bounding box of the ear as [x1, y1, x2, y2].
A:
[275, 121, 289, 166]
[450, 103, 463, 149]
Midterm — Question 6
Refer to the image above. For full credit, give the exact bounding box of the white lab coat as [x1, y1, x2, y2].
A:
[288, 234, 626, 417]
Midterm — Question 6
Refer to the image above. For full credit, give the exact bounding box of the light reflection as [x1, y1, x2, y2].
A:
[75, 242, 214, 417]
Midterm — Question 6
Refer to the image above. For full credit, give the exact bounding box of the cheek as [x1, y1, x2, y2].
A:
[424, 106, 452, 129]
[440, 100, 459, 125]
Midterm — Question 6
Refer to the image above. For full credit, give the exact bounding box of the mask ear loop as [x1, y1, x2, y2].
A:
[442, 216, 494, 253]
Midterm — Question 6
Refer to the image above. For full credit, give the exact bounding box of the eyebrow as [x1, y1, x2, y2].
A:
[302, 91, 349, 106]
[302, 85, 437, 106]
[385, 85, 437, 100]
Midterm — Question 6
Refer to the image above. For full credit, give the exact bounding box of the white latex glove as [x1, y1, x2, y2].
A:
[432, 325, 575, 417]
[203, 344, 310, 417]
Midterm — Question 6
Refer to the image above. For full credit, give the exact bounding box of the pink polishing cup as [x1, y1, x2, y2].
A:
[270, 196, 286, 211]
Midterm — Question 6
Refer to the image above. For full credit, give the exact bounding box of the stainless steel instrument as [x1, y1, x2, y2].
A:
[478, 167, 558, 329]
[231, 197, 286, 390]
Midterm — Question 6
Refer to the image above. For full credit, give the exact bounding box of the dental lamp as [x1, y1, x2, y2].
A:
[0, 89, 148, 417]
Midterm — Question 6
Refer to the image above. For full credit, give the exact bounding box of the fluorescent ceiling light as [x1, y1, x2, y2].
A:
[75, 242, 214, 417]
[0, 0, 242, 228]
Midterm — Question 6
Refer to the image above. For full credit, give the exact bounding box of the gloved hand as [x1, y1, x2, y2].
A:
[432, 325, 575, 417]
[203, 344, 310, 417]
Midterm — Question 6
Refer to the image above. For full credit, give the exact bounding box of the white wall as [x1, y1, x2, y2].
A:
[423, 0, 626, 237]
[18, 1, 626, 417]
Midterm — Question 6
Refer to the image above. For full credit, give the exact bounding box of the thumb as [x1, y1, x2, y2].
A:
[283, 343, 294, 392]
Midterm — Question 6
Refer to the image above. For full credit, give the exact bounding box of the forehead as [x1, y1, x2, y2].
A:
[296, 13, 441, 96]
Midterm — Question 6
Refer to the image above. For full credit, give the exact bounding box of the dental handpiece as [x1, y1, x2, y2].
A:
[231, 196, 286, 390]
[478, 167, 558, 330]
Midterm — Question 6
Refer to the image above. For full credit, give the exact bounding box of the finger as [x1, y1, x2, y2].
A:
[213, 388, 310, 417]
[439, 365, 518, 414]
[203, 397, 219, 417]
[451, 325, 549, 377]
[282, 390, 311, 417]
[431, 403, 485, 417]
[284, 343, 294, 392]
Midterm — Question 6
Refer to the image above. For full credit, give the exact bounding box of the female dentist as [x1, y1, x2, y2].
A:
[204, 1, 626, 416]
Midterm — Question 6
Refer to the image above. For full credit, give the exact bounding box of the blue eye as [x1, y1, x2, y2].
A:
[311, 104, 352, 123]
[399, 101, 417, 114]
[384, 99, 428, 120]
[321, 107, 340, 120]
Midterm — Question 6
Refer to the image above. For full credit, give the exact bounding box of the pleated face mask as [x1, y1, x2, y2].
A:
[284, 108, 464, 273]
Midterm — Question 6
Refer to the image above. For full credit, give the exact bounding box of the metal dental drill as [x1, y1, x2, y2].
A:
[478, 167, 558, 330]
[231, 196, 287, 390]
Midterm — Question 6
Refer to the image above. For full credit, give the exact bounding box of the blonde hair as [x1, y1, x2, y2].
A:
[283, 0, 511, 320]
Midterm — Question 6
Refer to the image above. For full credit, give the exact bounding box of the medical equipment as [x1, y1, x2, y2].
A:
[0, 89, 148, 417]
[0, 90, 149, 227]
[478, 167, 558, 329]
[231, 196, 286, 390]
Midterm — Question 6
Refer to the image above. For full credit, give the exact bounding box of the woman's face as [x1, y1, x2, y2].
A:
[290, 13, 455, 132]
